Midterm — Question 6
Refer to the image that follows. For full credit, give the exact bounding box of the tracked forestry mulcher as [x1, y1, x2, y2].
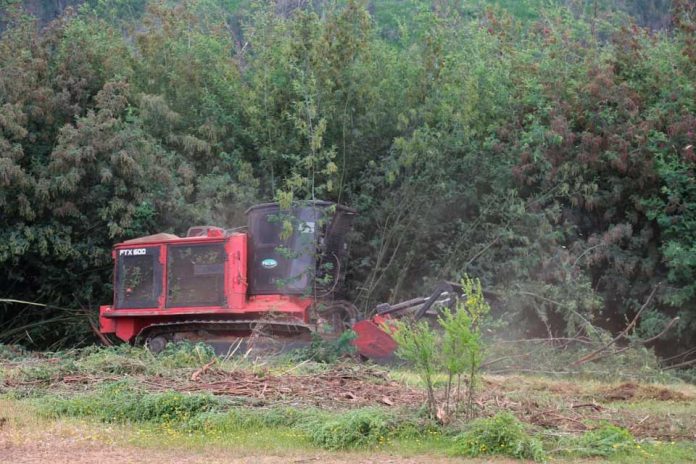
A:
[99, 201, 462, 359]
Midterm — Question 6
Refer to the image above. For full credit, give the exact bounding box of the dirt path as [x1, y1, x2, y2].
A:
[0, 439, 462, 464]
[0, 432, 499, 464]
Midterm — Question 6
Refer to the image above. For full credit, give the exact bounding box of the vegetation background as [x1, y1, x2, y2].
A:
[0, 0, 694, 364]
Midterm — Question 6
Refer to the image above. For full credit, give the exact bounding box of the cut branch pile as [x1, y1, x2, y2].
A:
[177, 364, 423, 408]
[1, 363, 424, 409]
[473, 377, 695, 440]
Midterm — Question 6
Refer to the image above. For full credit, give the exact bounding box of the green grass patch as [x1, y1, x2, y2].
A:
[0, 343, 27, 360]
[566, 423, 636, 457]
[548, 423, 695, 462]
[37, 384, 442, 452]
[14, 360, 79, 384]
[39, 381, 222, 424]
[189, 406, 440, 451]
[128, 421, 311, 453]
[608, 441, 696, 463]
[157, 341, 216, 368]
[76, 341, 216, 373]
[611, 399, 696, 414]
[185, 406, 316, 433]
[130, 406, 448, 454]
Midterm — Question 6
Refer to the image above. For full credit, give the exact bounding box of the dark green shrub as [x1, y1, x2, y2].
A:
[0, 344, 26, 360]
[451, 412, 545, 462]
[291, 331, 357, 364]
[158, 341, 216, 368]
[299, 408, 393, 450]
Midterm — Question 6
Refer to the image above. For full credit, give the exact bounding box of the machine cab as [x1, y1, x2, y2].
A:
[246, 201, 356, 297]
[113, 233, 229, 311]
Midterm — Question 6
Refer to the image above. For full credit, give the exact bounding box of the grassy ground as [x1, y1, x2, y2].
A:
[1, 343, 695, 463]
[0, 397, 480, 464]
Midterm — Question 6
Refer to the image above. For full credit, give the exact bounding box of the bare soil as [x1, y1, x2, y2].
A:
[0, 439, 467, 464]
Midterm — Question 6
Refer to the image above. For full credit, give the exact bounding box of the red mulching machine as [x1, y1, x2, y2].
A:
[99, 201, 461, 358]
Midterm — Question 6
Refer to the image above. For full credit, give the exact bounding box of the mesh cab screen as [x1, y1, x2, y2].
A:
[166, 243, 225, 307]
[246, 202, 356, 296]
[115, 247, 161, 309]
[247, 207, 318, 295]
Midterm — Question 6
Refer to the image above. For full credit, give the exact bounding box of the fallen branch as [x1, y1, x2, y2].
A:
[516, 290, 596, 334]
[481, 353, 531, 368]
[571, 403, 603, 411]
[86, 315, 113, 347]
[571, 285, 658, 367]
[496, 337, 594, 345]
[191, 359, 217, 381]
[0, 298, 78, 312]
[662, 346, 696, 364]
[663, 357, 696, 370]
[637, 317, 679, 345]
[583, 346, 629, 364]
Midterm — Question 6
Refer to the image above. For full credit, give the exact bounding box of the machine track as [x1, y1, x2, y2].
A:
[135, 319, 313, 355]
[135, 300, 359, 355]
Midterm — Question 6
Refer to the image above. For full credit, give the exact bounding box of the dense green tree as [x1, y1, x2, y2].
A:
[0, 0, 694, 357]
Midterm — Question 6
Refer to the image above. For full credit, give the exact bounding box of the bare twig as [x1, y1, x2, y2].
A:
[0, 298, 82, 313]
[495, 337, 594, 345]
[465, 236, 500, 267]
[572, 243, 604, 268]
[571, 403, 603, 411]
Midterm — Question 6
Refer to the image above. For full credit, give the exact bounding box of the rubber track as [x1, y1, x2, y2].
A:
[135, 319, 314, 344]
